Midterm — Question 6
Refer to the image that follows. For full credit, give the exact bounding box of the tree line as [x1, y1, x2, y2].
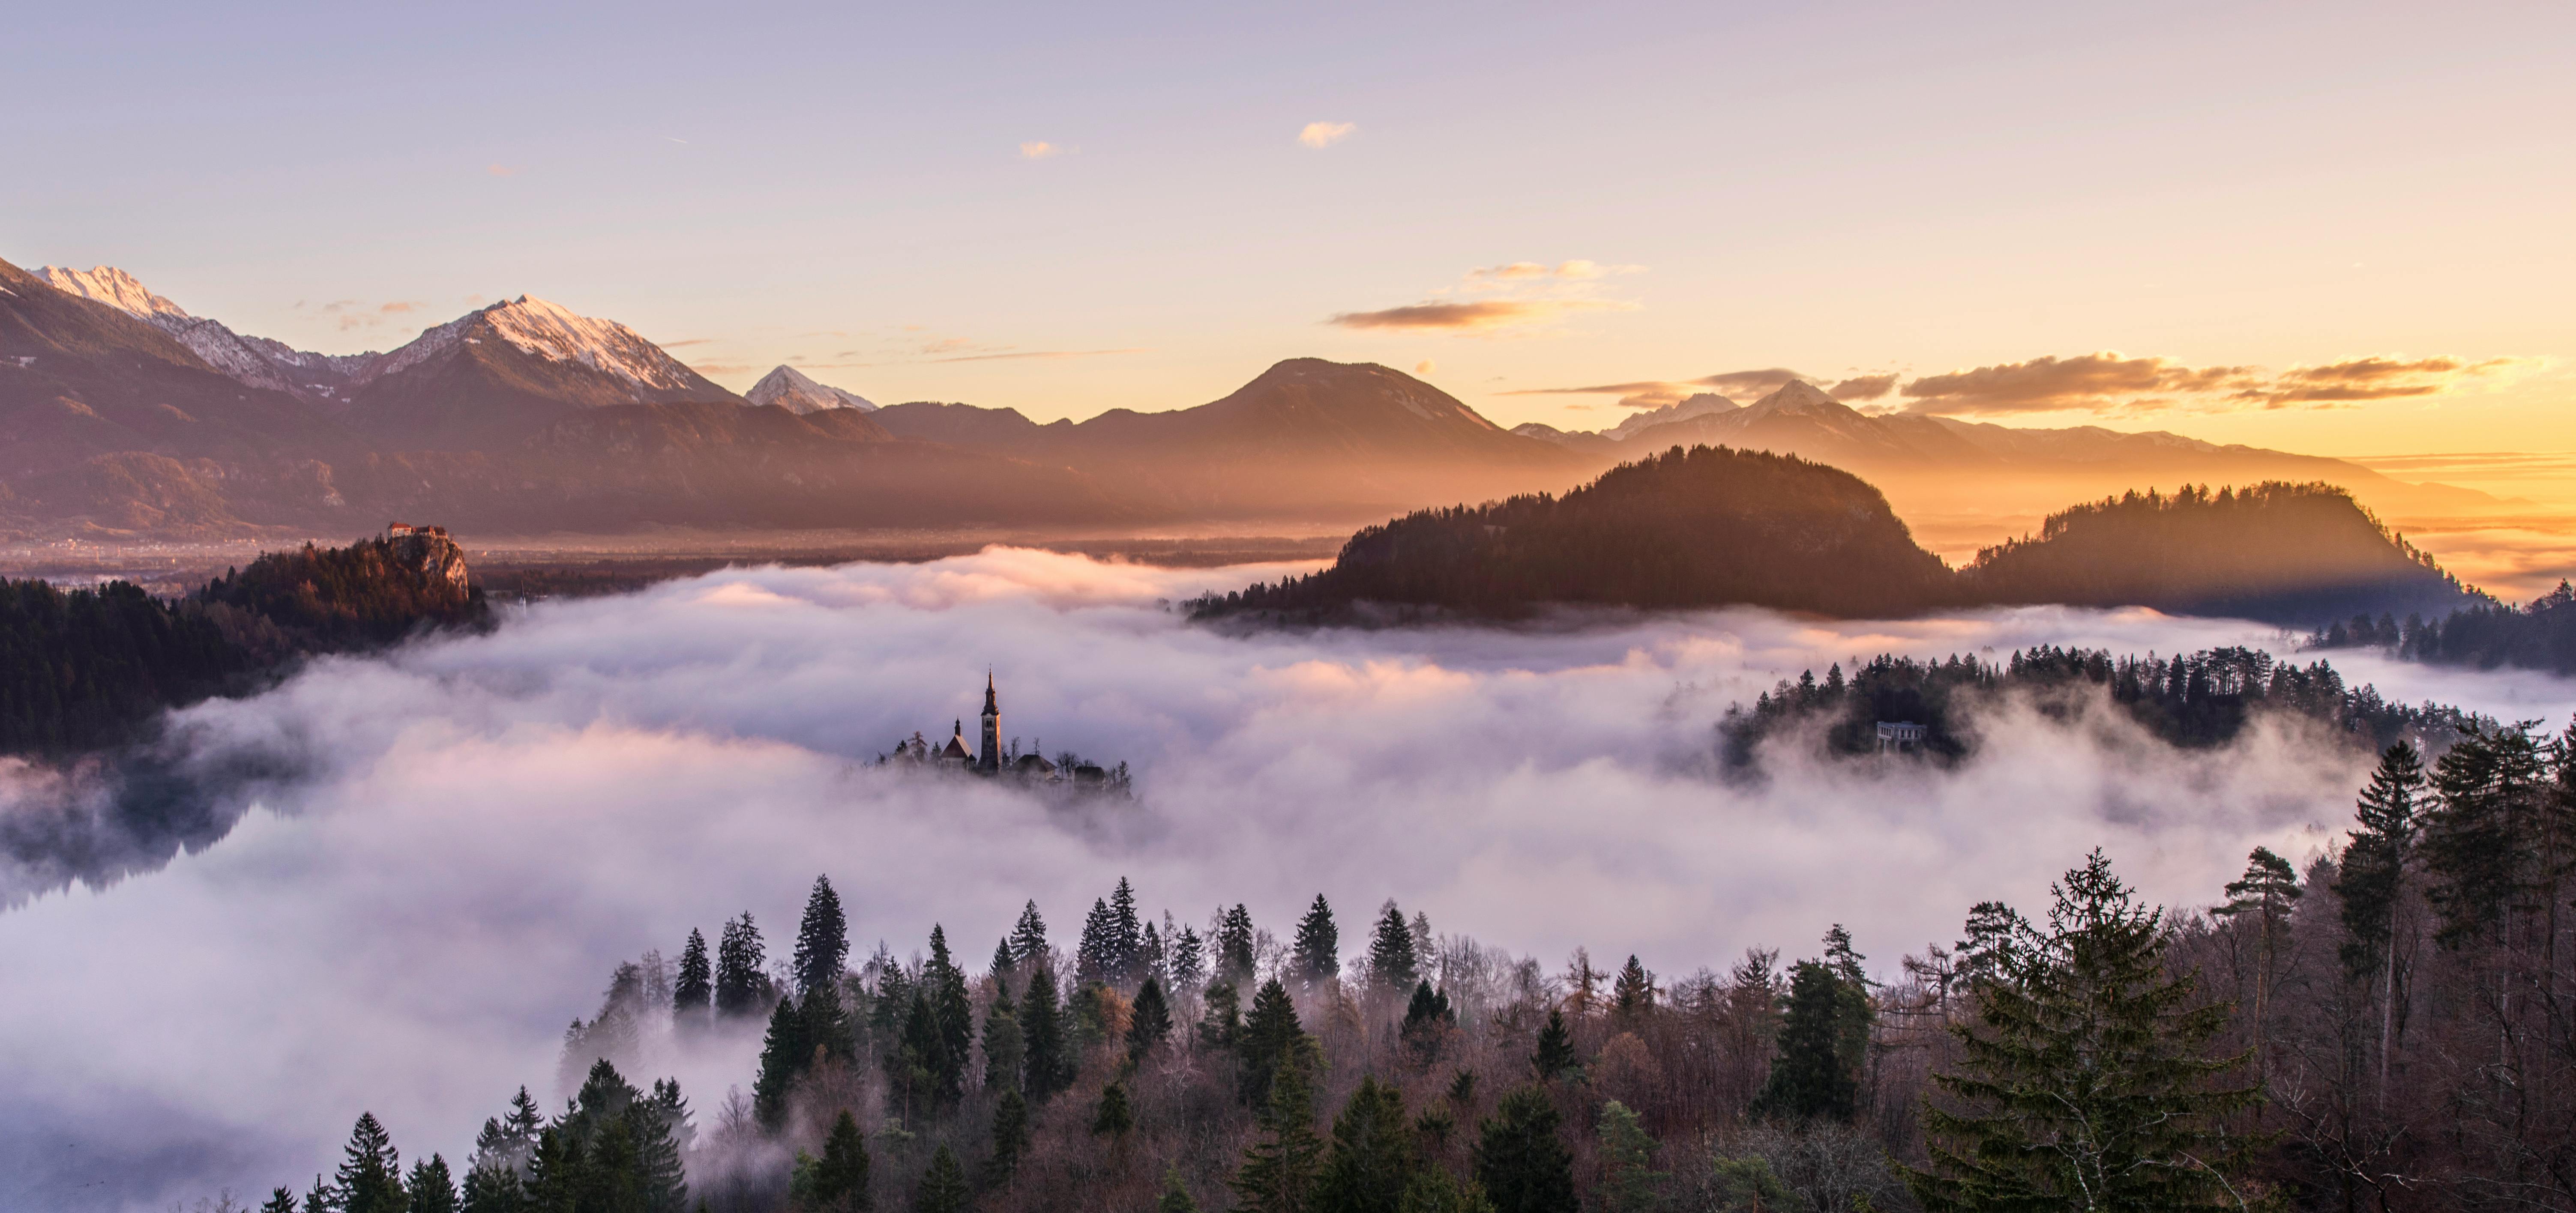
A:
[2312, 579, 2576, 676]
[1720, 643, 2480, 769]
[244, 721, 2576, 1212]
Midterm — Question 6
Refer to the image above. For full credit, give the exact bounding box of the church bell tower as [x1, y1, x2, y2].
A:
[978, 671, 1001, 772]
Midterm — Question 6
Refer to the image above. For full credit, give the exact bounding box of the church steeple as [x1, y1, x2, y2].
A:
[978, 670, 1001, 772]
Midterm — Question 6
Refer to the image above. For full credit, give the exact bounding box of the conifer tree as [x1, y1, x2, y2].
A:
[1020, 963, 1073, 1102]
[1905, 851, 2260, 1213]
[1218, 905, 1257, 983]
[405, 1155, 458, 1213]
[2423, 722, 2555, 947]
[753, 995, 809, 1129]
[1366, 901, 1420, 997]
[987, 1088, 1031, 1186]
[1293, 895, 1341, 988]
[503, 1088, 542, 1153]
[1127, 975, 1174, 1067]
[1609, 956, 1653, 1021]
[1593, 1102, 1662, 1213]
[797, 1110, 873, 1213]
[1110, 877, 1144, 985]
[1239, 978, 1311, 1107]
[1093, 1081, 1136, 1143]
[1753, 960, 1856, 1121]
[261, 1189, 298, 1213]
[1174, 926, 1207, 992]
[1010, 900, 1050, 967]
[1199, 980, 1243, 1051]
[1142, 921, 1168, 988]
[673, 928, 713, 1024]
[794, 876, 851, 999]
[925, 926, 975, 1096]
[890, 989, 946, 1125]
[305, 1174, 341, 1213]
[1474, 1086, 1577, 1213]
[1311, 1074, 1418, 1213]
[1077, 897, 1117, 987]
[982, 984, 1026, 1093]
[638, 1081, 692, 1213]
[913, 1145, 969, 1213]
[2218, 846, 2301, 1086]
[1231, 1055, 1325, 1213]
[1158, 1165, 1200, 1213]
[1821, 924, 1875, 1081]
[2334, 741, 2427, 1094]
[990, 937, 1017, 986]
[1529, 1009, 1577, 1082]
[336, 1112, 407, 1213]
[1402, 981, 1456, 1062]
[715, 914, 772, 1018]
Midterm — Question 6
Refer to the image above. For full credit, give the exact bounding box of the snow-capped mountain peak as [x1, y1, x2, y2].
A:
[33, 265, 192, 321]
[1605, 391, 1737, 440]
[746, 364, 878, 413]
[473, 296, 705, 391]
[1740, 379, 1846, 417]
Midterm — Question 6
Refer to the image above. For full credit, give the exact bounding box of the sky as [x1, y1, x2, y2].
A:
[9, 549, 2576, 1208]
[5, 1, 2571, 470]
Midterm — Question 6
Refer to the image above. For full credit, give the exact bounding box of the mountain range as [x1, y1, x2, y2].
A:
[0, 257, 2495, 543]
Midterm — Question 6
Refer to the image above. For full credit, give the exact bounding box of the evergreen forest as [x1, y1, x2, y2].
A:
[247, 718, 2576, 1213]
[2311, 579, 2576, 676]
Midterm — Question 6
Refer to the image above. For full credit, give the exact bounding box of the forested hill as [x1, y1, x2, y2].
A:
[1960, 482, 2474, 624]
[1195, 451, 2477, 627]
[1196, 445, 1953, 621]
[0, 526, 489, 757]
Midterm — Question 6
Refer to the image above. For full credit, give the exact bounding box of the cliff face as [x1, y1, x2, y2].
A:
[386, 523, 472, 600]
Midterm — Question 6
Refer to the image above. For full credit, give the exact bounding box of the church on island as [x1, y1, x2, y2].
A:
[887, 673, 1123, 790]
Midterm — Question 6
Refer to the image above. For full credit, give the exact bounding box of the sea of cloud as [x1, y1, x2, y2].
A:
[4, 547, 2573, 1210]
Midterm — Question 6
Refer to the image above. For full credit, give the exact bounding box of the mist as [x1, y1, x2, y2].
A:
[4, 547, 2572, 1210]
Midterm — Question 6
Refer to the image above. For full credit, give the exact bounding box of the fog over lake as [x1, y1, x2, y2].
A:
[6, 548, 2571, 1211]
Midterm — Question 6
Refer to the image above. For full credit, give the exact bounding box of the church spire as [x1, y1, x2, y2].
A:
[978, 670, 1001, 772]
[984, 669, 998, 715]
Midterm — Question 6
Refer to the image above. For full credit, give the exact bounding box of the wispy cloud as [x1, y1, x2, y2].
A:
[1830, 374, 1899, 402]
[1298, 121, 1355, 149]
[1464, 260, 1638, 284]
[485, 164, 514, 177]
[1898, 351, 2529, 415]
[1326, 299, 1632, 333]
[927, 348, 1147, 363]
[2235, 356, 2522, 406]
[301, 299, 431, 333]
[1019, 141, 1063, 160]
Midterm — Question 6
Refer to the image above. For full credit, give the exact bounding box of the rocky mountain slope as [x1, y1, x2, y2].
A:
[746, 365, 877, 413]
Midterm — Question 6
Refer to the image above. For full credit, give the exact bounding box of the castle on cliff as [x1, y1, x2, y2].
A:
[888, 672, 1118, 788]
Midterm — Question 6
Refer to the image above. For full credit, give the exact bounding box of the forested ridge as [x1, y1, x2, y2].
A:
[1721, 643, 2481, 768]
[0, 528, 488, 757]
[1195, 451, 2473, 628]
[255, 719, 2576, 1213]
[2312, 579, 2576, 676]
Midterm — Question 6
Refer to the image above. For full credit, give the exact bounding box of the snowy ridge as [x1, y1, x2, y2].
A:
[477, 296, 704, 391]
[33, 266, 190, 321]
[33, 265, 381, 396]
[747, 364, 877, 413]
[1604, 391, 1737, 441]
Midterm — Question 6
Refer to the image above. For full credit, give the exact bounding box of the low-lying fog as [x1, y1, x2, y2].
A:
[5, 548, 2572, 1210]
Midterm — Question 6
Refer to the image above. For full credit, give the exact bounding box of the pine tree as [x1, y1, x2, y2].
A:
[1474, 1085, 1577, 1213]
[638, 1080, 692, 1213]
[1010, 900, 1049, 967]
[1293, 895, 1340, 989]
[890, 989, 946, 1126]
[1609, 956, 1653, 1021]
[2334, 741, 2427, 1096]
[1020, 963, 1072, 1101]
[925, 926, 974, 1098]
[1905, 850, 2261, 1213]
[1077, 897, 1117, 987]
[2424, 722, 2556, 947]
[674, 928, 713, 1024]
[982, 984, 1026, 1093]
[1231, 1054, 1325, 1213]
[1110, 877, 1145, 985]
[1142, 921, 1169, 988]
[2217, 846, 2301, 1087]
[261, 1189, 299, 1213]
[335, 1112, 407, 1213]
[987, 1088, 1032, 1186]
[1366, 901, 1420, 997]
[1127, 975, 1174, 1067]
[794, 876, 851, 999]
[798, 1110, 874, 1213]
[1218, 905, 1257, 983]
[912, 1146, 969, 1213]
[405, 1155, 458, 1213]
[715, 914, 772, 1018]
[1311, 1074, 1418, 1213]
[1752, 960, 1855, 1121]
[305, 1174, 341, 1213]
[1529, 1009, 1576, 1082]
[753, 995, 809, 1129]
[1593, 1102, 1662, 1213]
[1239, 978, 1311, 1107]
[1093, 1081, 1136, 1141]
[1820, 924, 1875, 1084]
[990, 937, 1017, 986]
[1199, 980, 1244, 1051]
[1174, 926, 1207, 992]
[1402, 981, 1456, 1062]
[1158, 1165, 1200, 1213]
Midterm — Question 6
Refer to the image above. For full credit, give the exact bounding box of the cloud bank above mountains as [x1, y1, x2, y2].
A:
[5, 549, 2573, 1209]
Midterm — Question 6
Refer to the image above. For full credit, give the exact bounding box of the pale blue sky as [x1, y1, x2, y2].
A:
[8, 0, 2570, 458]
